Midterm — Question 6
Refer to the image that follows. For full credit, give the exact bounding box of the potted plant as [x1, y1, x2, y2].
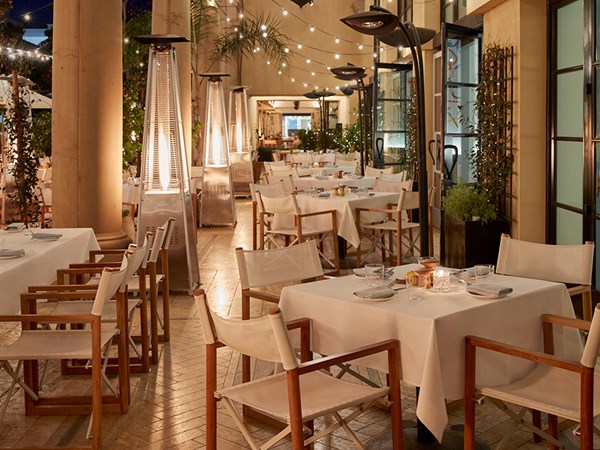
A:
[442, 44, 514, 268]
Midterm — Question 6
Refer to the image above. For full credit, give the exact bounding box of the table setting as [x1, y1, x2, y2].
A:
[279, 259, 582, 443]
[0, 227, 100, 314]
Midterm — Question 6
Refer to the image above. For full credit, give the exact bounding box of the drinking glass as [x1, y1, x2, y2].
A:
[365, 263, 384, 286]
[474, 264, 494, 279]
[432, 269, 450, 291]
[407, 273, 427, 300]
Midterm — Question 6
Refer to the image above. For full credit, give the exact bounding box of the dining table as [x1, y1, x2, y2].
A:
[272, 191, 400, 249]
[0, 227, 100, 315]
[293, 175, 376, 192]
[278, 264, 583, 443]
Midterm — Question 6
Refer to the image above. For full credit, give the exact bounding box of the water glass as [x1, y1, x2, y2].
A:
[432, 269, 450, 291]
[407, 283, 426, 301]
[365, 263, 384, 286]
[474, 264, 494, 279]
[357, 185, 368, 197]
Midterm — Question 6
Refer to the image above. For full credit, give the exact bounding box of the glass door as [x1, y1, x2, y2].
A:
[441, 23, 481, 185]
[372, 62, 413, 171]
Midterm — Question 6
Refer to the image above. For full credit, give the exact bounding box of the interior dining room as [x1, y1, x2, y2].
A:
[1, 0, 600, 449]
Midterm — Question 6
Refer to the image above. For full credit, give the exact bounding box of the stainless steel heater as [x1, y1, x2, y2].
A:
[228, 86, 253, 196]
[135, 34, 200, 293]
[200, 73, 237, 226]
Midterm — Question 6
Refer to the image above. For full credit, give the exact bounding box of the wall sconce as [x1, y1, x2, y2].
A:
[200, 73, 237, 226]
[135, 34, 200, 294]
[228, 86, 253, 197]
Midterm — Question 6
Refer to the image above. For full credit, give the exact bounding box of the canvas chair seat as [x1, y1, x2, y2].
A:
[218, 370, 389, 422]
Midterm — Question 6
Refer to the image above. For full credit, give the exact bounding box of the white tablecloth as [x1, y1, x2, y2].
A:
[122, 182, 141, 204]
[0, 228, 100, 314]
[279, 265, 582, 442]
[296, 165, 356, 177]
[275, 192, 398, 247]
[294, 176, 376, 192]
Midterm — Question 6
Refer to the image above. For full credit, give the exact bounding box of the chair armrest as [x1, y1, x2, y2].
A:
[69, 262, 121, 269]
[28, 284, 100, 293]
[465, 335, 582, 373]
[541, 313, 591, 355]
[356, 207, 399, 215]
[0, 313, 96, 324]
[89, 249, 126, 263]
[299, 209, 337, 219]
[246, 289, 280, 304]
[286, 317, 312, 363]
[297, 339, 400, 375]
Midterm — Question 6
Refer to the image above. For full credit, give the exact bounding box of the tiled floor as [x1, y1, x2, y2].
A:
[0, 198, 592, 449]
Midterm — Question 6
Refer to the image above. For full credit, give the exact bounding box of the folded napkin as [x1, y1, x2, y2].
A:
[318, 192, 331, 198]
[5, 222, 26, 231]
[30, 232, 62, 241]
[315, 176, 329, 180]
[467, 283, 513, 298]
[0, 248, 25, 257]
[354, 286, 395, 299]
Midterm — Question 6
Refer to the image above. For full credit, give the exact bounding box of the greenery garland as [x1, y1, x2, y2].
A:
[3, 77, 40, 226]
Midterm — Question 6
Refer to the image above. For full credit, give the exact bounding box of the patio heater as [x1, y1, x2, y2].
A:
[200, 73, 237, 226]
[342, 8, 452, 449]
[330, 64, 368, 176]
[342, 6, 435, 259]
[135, 34, 200, 294]
[228, 86, 253, 197]
[303, 90, 334, 150]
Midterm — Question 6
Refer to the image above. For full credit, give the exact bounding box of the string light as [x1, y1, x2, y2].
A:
[309, 25, 315, 32]
[0, 46, 51, 62]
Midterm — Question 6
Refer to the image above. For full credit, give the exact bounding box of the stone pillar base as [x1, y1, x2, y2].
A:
[96, 230, 131, 249]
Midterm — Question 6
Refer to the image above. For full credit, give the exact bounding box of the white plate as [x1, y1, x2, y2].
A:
[467, 292, 506, 300]
[353, 268, 366, 277]
[3, 229, 23, 233]
[0, 254, 24, 260]
[361, 296, 393, 302]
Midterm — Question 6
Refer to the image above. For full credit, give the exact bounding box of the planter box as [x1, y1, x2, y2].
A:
[442, 215, 510, 269]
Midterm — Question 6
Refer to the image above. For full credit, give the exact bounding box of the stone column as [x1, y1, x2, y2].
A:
[52, 0, 128, 247]
[152, 0, 192, 165]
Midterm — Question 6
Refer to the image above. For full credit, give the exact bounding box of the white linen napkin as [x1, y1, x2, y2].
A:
[30, 232, 62, 241]
[467, 284, 513, 298]
[354, 286, 395, 299]
[0, 248, 25, 257]
[318, 192, 331, 197]
[5, 222, 26, 231]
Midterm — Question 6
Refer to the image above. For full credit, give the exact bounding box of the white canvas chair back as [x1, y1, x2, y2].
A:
[581, 305, 600, 367]
[365, 166, 394, 177]
[256, 191, 301, 217]
[335, 151, 355, 163]
[496, 235, 594, 286]
[373, 178, 413, 194]
[148, 226, 167, 264]
[236, 240, 324, 290]
[380, 171, 408, 182]
[269, 165, 298, 175]
[263, 160, 287, 175]
[92, 260, 130, 316]
[314, 152, 335, 164]
[195, 291, 296, 367]
[249, 181, 287, 204]
[265, 173, 296, 193]
[291, 152, 313, 165]
[162, 218, 175, 251]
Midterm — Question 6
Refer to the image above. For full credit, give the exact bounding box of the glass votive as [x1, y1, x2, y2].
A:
[365, 263, 384, 286]
[407, 283, 426, 301]
[432, 269, 450, 291]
